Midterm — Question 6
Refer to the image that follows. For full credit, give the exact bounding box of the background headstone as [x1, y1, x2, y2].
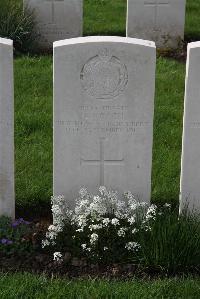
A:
[54, 36, 156, 205]
[24, 0, 83, 50]
[126, 0, 186, 48]
[0, 38, 14, 218]
[180, 42, 200, 213]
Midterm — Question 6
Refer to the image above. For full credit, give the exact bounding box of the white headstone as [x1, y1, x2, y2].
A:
[24, 0, 83, 50]
[0, 38, 14, 218]
[126, 0, 186, 48]
[53, 36, 156, 205]
[180, 42, 200, 213]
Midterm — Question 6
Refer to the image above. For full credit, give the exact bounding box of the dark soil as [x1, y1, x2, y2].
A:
[1, 252, 200, 280]
[158, 43, 187, 62]
[0, 254, 140, 279]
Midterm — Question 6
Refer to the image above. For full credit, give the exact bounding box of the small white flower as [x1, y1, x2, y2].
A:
[129, 203, 137, 210]
[103, 246, 108, 251]
[111, 218, 120, 226]
[89, 224, 102, 231]
[125, 242, 141, 251]
[46, 231, 57, 240]
[117, 227, 127, 237]
[164, 203, 171, 208]
[132, 228, 138, 234]
[75, 215, 87, 228]
[48, 224, 63, 233]
[90, 233, 98, 245]
[143, 224, 152, 232]
[93, 195, 101, 202]
[41, 239, 50, 248]
[128, 216, 136, 225]
[102, 218, 110, 226]
[86, 247, 91, 252]
[139, 202, 148, 207]
[125, 191, 135, 200]
[48, 225, 56, 231]
[79, 187, 88, 197]
[76, 228, 84, 232]
[53, 252, 63, 262]
[81, 244, 87, 250]
[99, 186, 107, 195]
[145, 204, 157, 221]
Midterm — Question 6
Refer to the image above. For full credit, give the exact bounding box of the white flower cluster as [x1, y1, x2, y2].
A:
[43, 187, 160, 261]
[125, 242, 141, 251]
[117, 227, 127, 237]
[141, 204, 158, 231]
[42, 224, 62, 248]
[42, 195, 72, 249]
[53, 251, 63, 262]
[90, 233, 99, 245]
[145, 204, 157, 221]
[51, 195, 72, 226]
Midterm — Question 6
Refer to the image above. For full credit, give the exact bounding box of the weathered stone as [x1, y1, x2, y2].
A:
[53, 36, 156, 206]
[180, 42, 200, 213]
[24, 0, 83, 50]
[0, 38, 14, 218]
[126, 0, 186, 48]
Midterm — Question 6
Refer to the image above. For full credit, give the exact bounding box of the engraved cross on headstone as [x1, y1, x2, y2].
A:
[144, 0, 169, 31]
[45, 0, 64, 24]
[81, 137, 124, 186]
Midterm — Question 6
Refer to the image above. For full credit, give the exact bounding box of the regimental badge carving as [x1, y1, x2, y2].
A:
[80, 49, 128, 99]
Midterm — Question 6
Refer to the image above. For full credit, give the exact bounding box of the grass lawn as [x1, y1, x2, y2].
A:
[0, 273, 199, 299]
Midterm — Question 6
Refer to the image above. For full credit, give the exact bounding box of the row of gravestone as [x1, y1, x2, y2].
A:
[0, 36, 199, 219]
[24, 0, 186, 50]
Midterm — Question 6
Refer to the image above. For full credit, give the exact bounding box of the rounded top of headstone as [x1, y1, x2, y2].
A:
[188, 41, 200, 50]
[0, 38, 13, 46]
[53, 36, 156, 49]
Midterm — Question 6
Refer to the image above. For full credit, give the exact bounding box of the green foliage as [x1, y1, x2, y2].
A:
[138, 210, 200, 274]
[0, 0, 36, 53]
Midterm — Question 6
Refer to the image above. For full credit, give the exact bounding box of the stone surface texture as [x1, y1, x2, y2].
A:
[0, 38, 14, 218]
[126, 0, 186, 48]
[53, 36, 156, 206]
[180, 42, 200, 213]
[24, 0, 83, 50]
